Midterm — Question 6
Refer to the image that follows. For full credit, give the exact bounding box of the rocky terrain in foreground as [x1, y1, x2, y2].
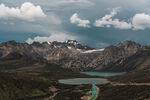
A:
[0, 40, 150, 72]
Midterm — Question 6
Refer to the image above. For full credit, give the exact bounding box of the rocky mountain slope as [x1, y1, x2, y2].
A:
[103, 46, 150, 72]
[0, 40, 148, 72]
[89, 40, 142, 71]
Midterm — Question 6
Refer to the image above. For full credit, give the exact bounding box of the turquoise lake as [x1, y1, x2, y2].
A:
[80, 72, 124, 77]
[59, 72, 124, 85]
[59, 78, 107, 85]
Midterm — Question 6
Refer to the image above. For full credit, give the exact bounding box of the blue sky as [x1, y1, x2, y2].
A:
[1, 0, 150, 48]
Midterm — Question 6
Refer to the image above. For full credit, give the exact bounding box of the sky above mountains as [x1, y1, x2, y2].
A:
[1, 0, 150, 48]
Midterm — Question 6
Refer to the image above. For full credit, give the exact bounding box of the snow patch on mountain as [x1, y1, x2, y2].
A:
[67, 46, 72, 49]
[47, 41, 51, 45]
[83, 49, 104, 53]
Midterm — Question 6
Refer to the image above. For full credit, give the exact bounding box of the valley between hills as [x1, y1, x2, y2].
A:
[0, 40, 150, 100]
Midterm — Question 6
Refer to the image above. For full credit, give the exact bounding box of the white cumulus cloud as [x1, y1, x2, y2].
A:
[70, 13, 90, 28]
[132, 13, 150, 30]
[26, 32, 77, 44]
[94, 8, 132, 30]
[0, 2, 46, 21]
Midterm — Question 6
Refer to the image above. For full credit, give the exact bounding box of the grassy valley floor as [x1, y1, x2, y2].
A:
[0, 57, 93, 100]
[97, 83, 150, 100]
[96, 70, 150, 100]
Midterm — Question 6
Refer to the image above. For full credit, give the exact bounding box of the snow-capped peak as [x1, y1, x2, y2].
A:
[65, 40, 78, 45]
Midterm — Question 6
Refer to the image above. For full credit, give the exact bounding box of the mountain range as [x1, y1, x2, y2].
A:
[0, 40, 149, 72]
